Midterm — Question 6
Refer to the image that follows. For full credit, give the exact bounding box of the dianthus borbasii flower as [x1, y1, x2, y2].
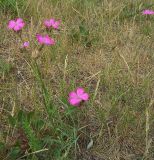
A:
[44, 18, 60, 30]
[36, 34, 55, 46]
[22, 41, 30, 48]
[68, 88, 89, 106]
[8, 18, 25, 31]
[142, 9, 154, 15]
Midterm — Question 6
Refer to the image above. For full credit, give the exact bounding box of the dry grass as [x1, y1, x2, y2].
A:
[0, 0, 154, 159]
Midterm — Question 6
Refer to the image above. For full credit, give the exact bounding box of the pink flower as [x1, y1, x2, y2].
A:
[36, 34, 55, 45]
[68, 88, 89, 106]
[142, 10, 154, 15]
[22, 41, 29, 48]
[44, 18, 60, 29]
[8, 18, 25, 31]
[51, 19, 60, 29]
[44, 19, 53, 28]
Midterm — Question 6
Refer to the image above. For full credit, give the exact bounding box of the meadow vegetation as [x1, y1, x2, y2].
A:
[0, 0, 154, 159]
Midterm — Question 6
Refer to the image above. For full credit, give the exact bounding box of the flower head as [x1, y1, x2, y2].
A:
[44, 19, 53, 28]
[44, 18, 60, 29]
[50, 19, 60, 29]
[68, 88, 89, 106]
[142, 9, 154, 15]
[22, 41, 29, 48]
[36, 34, 55, 45]
[8, 18, 25, 31]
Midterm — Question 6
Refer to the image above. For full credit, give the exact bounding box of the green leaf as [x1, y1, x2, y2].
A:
[9, 146, 20, 160]
[0, 59, 12, 75]
[27, 111, 35, 122]
[33, 119, 45, 130]
[17, 110, 24, 123]
[8, 115, 16, 127]
[65, 106, 76, 116]
[22, 119, 42, 151]
[79, 25, 89, 36]
[0, 142, 5, 151]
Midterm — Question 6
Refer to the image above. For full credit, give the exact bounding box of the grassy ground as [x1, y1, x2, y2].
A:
[0, 0, 154, 159]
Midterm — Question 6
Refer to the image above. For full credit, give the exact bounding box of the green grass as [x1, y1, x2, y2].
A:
[0, 0, 26, 15]
[0, 0, 154, 159]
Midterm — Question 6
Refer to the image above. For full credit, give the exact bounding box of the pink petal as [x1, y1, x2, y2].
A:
[80, 93, 89, 101]
[52, 21, 60, 29]
[44, 35, 55, 45]
[76, 88, 85, 97]
[13, 25, 21, 31]
[16, 18, 24, 24]
[49, 38, 55, 45]
[69, 91, 78, 98]
[8, 20, 16, 29]
[50, 19, 55, 25]
[22, 41, 29, 48]
[18, 22, 25, 28]
[142, 10, 154, 15]
[36, 34, 44, 44]
[16, 18, 25, 30]
[44, 20, 52, 28]
[36, 34, 55, 45]
[69, 98, 82, 106]
[44, 36, 51, 45]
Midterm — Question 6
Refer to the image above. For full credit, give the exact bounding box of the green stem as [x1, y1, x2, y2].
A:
[31, 59, 53, 117]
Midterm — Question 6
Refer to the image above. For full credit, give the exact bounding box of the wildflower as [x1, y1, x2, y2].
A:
[68, 88, 89, 106]
[36, 34, 55, 45]
[44, 18, 60, 29]
[8, 18, 25, 31]
[22, 41, 29, 48]
[142, 10, 154, 15]
[50, 19, 60, 29]
[44, 19, 53, 28]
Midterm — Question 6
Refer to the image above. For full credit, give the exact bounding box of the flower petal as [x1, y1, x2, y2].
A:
[13, 25, 21, 31]
[16, 18, 24, 24]
[44, 20, 52, 28]
[69, 98, 82, 106]
[36, 34, 44, 44]
[142, 10, 154, 15]
[76, 88, 85, 97]
[17, 22, 25, 28]
[50, 18, 55, 25]
[22, 41, 29, 48]
[8, 20, 16, 29]
[80, 93, 89, 101]
[69, 91, 77, 98]
[52, 21, 60, 29]
[44, 35, 55, 45]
